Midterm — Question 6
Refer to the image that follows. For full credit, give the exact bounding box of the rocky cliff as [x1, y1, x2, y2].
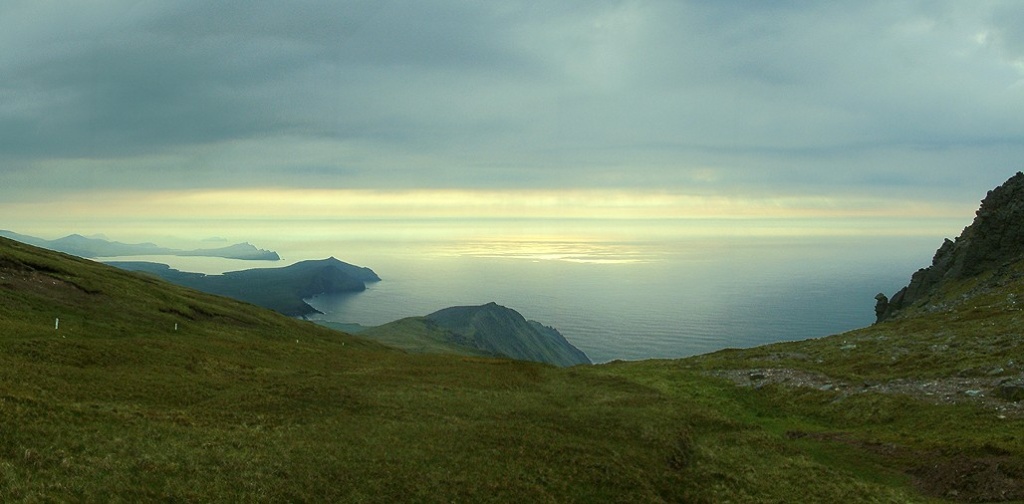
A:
[877, 171, 1024, 321]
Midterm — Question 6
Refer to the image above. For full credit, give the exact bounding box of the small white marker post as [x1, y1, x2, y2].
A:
[174, 323, 178, 332]
[55, 318, 59, 330]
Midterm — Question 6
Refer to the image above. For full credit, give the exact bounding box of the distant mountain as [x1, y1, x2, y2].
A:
[110, 257, 380, 316]
[361, 302, 591, 367]
[876, 171, 1024, 321]
[179, 242, 282, 260]
[0, 230, 280, 260]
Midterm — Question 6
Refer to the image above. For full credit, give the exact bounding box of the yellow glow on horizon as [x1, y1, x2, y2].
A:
[96, 187, 969, 221]
[2, 187, 973, 245]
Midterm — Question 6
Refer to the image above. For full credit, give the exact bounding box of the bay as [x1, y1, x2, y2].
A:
[302, 236, 938, 363]
[106, 235, 940, 363]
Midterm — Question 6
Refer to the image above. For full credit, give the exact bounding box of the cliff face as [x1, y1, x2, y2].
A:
[425, 302, 592, 367]
[877, 171, 1024, 321]
[362, 302, 592, 367]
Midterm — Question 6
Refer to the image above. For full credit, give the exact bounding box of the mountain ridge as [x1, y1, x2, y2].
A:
[0, 230, 281, 260]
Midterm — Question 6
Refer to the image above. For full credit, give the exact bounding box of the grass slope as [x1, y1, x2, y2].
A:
[2, 236, 1021, 502]
[687, 258, 1024, 502]
[359, 317, 495, 357]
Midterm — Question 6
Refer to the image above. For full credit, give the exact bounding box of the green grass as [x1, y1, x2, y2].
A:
[2, 236, 1023, 501]
[690, 260, 1024, 383]
[359, 317, 491, 357]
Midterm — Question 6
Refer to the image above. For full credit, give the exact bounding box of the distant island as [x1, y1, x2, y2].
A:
[0, 230, 281, 260]
[109, 257, 380, 316]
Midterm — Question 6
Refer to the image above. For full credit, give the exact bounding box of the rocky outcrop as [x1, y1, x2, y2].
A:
[996, 379, 1024, 402]
[878, 172, 1024, 322]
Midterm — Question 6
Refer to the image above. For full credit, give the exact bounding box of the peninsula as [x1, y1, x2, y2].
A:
[109, 257, 379, 316]
[360, 302, 592, 367]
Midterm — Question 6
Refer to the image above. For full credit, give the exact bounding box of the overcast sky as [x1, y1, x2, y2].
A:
[2, 1, 1023, 235]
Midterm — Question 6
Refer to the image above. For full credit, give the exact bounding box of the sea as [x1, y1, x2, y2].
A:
[106, 234, 944, 364]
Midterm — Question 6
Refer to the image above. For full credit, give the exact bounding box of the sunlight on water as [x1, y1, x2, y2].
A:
[301, 235, 946, 362]
[436, 239, 660, 264]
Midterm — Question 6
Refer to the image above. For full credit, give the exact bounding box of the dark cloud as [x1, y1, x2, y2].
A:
[0, 0, 1022, 201]
[990, 3, 1024, 57]
[0, 1, 541, 160]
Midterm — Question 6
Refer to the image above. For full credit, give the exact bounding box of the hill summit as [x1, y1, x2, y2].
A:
[426, 302, 592, 367]
[360, 302, 592, 367]
[877, 171, 1024, 321]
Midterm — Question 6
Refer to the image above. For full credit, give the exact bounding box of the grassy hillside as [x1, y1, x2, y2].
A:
[686, 257, 1024, 502]
[359, 316, 494, 357]
[2, 236, 1022, 502]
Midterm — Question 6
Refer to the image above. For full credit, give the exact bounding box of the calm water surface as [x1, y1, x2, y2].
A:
[301, 236, 937, 363]
[113, 236, 939, 363]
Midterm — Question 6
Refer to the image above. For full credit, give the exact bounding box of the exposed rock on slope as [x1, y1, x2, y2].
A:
[878, 171, 1024, 321]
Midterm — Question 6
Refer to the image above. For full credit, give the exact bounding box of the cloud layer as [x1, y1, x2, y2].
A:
[2, 1, 1023, 205]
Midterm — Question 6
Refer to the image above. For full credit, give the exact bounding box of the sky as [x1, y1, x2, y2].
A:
[3, 0, 1024, 246]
